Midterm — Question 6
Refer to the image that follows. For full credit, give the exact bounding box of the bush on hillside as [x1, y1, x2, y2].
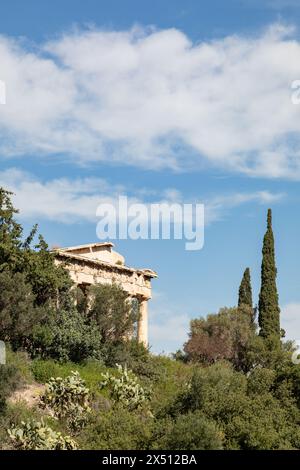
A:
[165, 362, 300, 449]
[0, 271, 44, 350]
[78, 405, 153, 450]
[88, 283, 139, 345]
[30, 308, 103, 363]
[151, 411, 223, 450]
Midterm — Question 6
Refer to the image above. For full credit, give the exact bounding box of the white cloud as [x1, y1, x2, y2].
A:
[281, 302, 300, 341]
[0, 168, 283, 225]
[205, 190, 285, 224]
[0, 168, 117, 223]
[148, 295, 190, 353]
[149, 313, 190, 354]
[0, 24, 300, 176]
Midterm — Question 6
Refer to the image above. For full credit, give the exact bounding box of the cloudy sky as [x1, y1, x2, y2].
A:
[1, 0, 300, 352]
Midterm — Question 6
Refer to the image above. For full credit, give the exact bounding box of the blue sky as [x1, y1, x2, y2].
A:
[1, 0, 300, 352]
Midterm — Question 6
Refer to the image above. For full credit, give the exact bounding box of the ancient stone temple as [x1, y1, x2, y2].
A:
[53, 242, 157, 346]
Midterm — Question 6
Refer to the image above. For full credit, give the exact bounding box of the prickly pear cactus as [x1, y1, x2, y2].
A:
[8, 419, 78, 450]
[100, 364, 152, 411]
[40, 371, 91, 431]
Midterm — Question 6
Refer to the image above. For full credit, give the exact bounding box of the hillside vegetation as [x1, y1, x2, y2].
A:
[1, 188, 300, 450]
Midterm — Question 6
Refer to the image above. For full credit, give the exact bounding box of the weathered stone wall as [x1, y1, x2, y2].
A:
[55, 255, 152, 300]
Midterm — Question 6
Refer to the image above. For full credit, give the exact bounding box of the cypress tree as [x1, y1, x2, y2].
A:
[258, 209, 280, 339]
[238, 267, 252, 309]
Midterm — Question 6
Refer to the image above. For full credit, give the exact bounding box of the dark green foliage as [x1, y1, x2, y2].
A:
[41, 282, 144, 366]
[0, 189, 98, 363]
[151, 411, 223, 450]
[0, 279, 102, 363]
[30, 308, 103, 363]
[101, 339, 163, 382]
[243, 333, 290, 371]
[23, 235, 72, 306]
[0, 271, 44, 349]
[169, 362, 247, 418]
[88, 283, 138, 344]
[165, 362, 300, 450]
[119, 340, 163, 382]
[238, 267, 253, 309]
[78, 406, 153, 450]
[274, 362, 300, 409]
[247, 367, 276, 395]
[258, 209, 280, 340]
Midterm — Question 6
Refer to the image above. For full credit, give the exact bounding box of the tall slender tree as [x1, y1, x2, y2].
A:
[238, 267, 253, 309]
[258, 209, 280, 339]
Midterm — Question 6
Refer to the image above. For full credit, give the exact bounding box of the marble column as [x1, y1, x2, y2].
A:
[137, 297, 148, 347]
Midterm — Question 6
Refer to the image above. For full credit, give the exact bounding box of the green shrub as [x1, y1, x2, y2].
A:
[152, 412, 223, 450]
[78, 406, 153, 450]
[275, 362, 300, 408]
[166, 362, 300, 449]
[168, 362, 247, 418]
[0, 271, 44, 350]
[225, 394, 300, 450]
[100, 364, 151, 411]
[8, 419, 77, 450]
[107, 340, 165, 382]
[88, 283, 138, 344]
[31, 359, 108, 395]
[23, 234, 72, 306]
[40, 371, 91, 431]
[31, 359, 66, 384]
[30, 308, 103, 363]
[247, 368, 276, 395]
[149, 356, 194, 415]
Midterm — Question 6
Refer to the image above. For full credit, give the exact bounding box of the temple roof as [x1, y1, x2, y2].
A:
[52, 244, 157, 279]
[56, 242, 114, 252]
